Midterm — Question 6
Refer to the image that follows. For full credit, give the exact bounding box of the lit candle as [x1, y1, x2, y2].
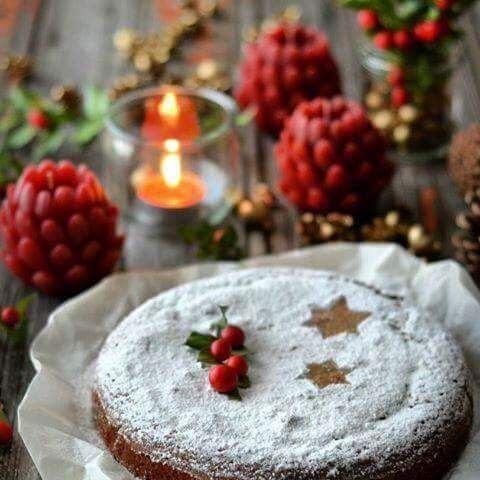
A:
[142, 90, 201, 143]
[136, 139, 206, 209]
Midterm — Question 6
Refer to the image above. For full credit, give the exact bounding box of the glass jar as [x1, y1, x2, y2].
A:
[359, 40, 462, 164]
[103, 86, 240, 234]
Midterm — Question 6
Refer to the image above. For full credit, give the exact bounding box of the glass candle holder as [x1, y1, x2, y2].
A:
[359, 40, 462, 165]
[103, 86, 239, 234]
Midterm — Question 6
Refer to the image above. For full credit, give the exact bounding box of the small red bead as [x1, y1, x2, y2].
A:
[220, 325, 245, 348]
[357, 10, 379, 31]
[374, 31, 393, 50]
[1, 307, 19, 327]
[393, 30, 414, 50]
[210, 338, 232, 362]
[435, 0, 454, 9]
[28, 109, 49, 130]
[209, 365, 238, 394]
[54, 186, 76, 215]
[387, 67, 404, 86]
[392, 87, 409, 107]
[414, 21, 442, 43]
[225, 355, 249, 376]
[0, 420, 13, 444]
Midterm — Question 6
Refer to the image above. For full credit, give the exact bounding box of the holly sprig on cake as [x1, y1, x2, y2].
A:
[185, 306, 250, 400]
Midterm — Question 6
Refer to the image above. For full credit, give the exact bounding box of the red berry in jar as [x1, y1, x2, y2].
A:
[414, 21, 443, 43]
[374, 31, 393, 50]
[220, 325, 245, 348]
[393, 30, 414, 50]
[357, 10, 378, 31]
[209, 365, 238, 394]
[225, 355, 249, 377]
[210, 338, 232, 362]
[0, 420, 13, 444]
[1, 307, 19, 327]
[387, 67, 404, 87]
[27, 109, 49, 130]
[392, 87, 409, 108]
[435, 0, 454, 9]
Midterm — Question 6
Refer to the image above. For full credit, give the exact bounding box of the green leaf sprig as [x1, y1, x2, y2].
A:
[0, 85, 110, 187]
[0, 294, 35, 347]
[185, 305, 251, 400]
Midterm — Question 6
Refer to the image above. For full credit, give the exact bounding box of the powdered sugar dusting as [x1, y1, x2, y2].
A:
[94, 268, 472, 478]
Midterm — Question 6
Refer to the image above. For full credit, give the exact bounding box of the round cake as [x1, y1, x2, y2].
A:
[93, 268, 473, 480]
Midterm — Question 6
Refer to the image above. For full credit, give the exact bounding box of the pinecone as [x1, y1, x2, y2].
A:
[0, 160, 124, 296]
[235, 21, 341, 137]
[452, 187, 480, 282]
[448, 123, 480, 193]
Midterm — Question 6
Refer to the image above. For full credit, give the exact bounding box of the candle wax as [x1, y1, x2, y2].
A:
[136, 171, 206, 209]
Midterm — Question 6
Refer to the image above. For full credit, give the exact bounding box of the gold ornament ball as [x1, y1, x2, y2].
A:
[114, 29, 138, 55]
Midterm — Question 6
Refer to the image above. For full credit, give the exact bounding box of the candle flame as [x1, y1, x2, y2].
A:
[161, 139, 181, 188]
[159, 91, 179, 118]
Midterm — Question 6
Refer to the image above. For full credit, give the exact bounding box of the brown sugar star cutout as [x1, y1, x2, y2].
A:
[305, 361, 350, 389]
[304, 297, 371, 338]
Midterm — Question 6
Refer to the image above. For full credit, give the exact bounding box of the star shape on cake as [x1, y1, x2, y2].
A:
[305, 361, 350, 389]
[303, 297, 371, 338]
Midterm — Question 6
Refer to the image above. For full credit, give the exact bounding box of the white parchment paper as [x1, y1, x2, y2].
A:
[17, 243, 480, 480]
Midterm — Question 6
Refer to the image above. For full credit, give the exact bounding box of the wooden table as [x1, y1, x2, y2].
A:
[1, 0, 480, 478]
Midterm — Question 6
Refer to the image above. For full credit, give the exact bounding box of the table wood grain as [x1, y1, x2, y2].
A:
[1, 0, 480, 478]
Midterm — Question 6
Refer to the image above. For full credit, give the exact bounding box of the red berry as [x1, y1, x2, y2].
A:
[435, 0, 454, 9]
[357, 10, 379, 31]
[220, 325, 245, 348]
[1, 307, 19, 327]
[225, 355, 249, 376]
[393, 30, 414, 50]
[28, 109, 49, 130]
[387, 66, 404, 86]
[374, 31, 393, 50]
[210, 338, 232, 362]
[0, 420, 13, 444]
[209, 365, 238, 393]
[392, 87, 409, 107]
[414, 21, 442, 43]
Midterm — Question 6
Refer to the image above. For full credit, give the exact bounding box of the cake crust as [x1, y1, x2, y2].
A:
[93, 268, 473, 480]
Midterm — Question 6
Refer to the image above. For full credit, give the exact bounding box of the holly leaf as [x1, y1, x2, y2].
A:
[0, 109, 22, 133]
[32, 129, 65, 161]
[6, 125, 37, 149]
[226, 388, 242, 401]
[9, 86, 37, 111]
[72, 119, 105, 147]
[1, 294, 35, 348]
[185, 331, 216, 351]
[197, 349, 219, 365]
[82, 85, 110, 120]
[232, 347, 249, 356]
[235, 107, 256, 127]
[238, 375, 251, 389]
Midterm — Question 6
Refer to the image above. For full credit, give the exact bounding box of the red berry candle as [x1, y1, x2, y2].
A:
[0, 160, 124, 296]
[276, 96, 393, 214]
[235, 21, 341, 137]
